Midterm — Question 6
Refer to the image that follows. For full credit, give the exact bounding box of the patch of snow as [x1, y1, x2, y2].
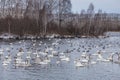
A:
[0, 33, 18, 39]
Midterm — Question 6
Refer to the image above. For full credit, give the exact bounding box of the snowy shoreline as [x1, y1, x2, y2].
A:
[0, 32, 112, 40]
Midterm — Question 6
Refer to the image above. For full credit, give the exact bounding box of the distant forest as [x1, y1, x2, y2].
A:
[0, 0, 120, 37]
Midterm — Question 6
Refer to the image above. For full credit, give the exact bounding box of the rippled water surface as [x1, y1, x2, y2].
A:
[0, 34, 120, 80]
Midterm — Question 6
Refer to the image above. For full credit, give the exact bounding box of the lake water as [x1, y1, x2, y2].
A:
[0, 33, 120, 80]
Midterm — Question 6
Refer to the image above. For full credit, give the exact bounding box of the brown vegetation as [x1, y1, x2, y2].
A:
[0, 0, 120, 37]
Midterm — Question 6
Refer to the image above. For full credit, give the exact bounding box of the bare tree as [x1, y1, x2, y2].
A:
[87, 3, 94, 35]
[0, 0, 6, 17]
[58, 0, 72, 28]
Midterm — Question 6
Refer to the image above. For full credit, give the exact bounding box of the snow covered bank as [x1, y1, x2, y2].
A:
[0, 32, 114, 40]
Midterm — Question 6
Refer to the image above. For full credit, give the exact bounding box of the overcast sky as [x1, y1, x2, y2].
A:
[71, 0, 120, 13]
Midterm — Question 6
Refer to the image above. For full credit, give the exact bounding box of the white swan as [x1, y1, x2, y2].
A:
[39, 58, 50, 65]
[0, 49, 4, 52]
[15, 58, 23, 64]
[91, 61, 97, 64]
[39, 52, 47, 56]
[2, 56, 11, 66]
[80, 59, 89, 63]
[97, 54, 110, 62]
[56, 61, 60, 64]
[26, 55, 31, 59]
[0, 51, 3, 56]
[107, 53, 115, 61]
[52, 51, 58, 56]
[61, 57, 70, 62]
[81, 52, 87, 58]
[26, 51, 32, 59]
[75, 62, 84, 67]
[2, 61, 8, 66]
[17, 51, 24, 57]
[6, 47, 10, 51]
[48, 54, 54, 58]
[15, 57, 31, 67]
[60, 54, 70, 62]
[74, 60, 84, 67]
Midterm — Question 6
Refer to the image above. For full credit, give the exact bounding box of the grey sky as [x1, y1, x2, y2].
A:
[71, 0, 120, 13]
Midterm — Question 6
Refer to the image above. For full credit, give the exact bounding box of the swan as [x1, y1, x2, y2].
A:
[2, 56, 11, 66]
[5, 55, 12, 62]
[39, 43, 41, 46]
[61, 57, 70, 62]
[56, 61, 60, 64]
[26, 51, 32, 59]
[92, 53, 98, 56]
[36, 53, 40, 58]
[39, 62, 48, 65]
[59, 53, 70, 62]
[0, 49, 4, 52]
[14, 57, 31, 67]
[26, 55, 31, 59]
[107, 53, 115, 61]
[17, 51, 24, 57]
[19, 41, 22, 44]
[109, 53, 120, 63]
[91, 61, 97, 64]
[80, 59, 89, 63]
[59, 52, 64, 55]
[0, 51, 3, 56]
[48, 54, 54, 58]
[74, 60, 84, 67]
[49, 48, 54, 51]
[75, 62, 84, 67]
[33, 50, 38, 55]
[34, 56, 41, 64]
[97, 54, 110, 62]
[45, 49, 49, 53]
[2, 61, 8, 66]
[59, 54, 66, 59]
[32, 43, 36, 47]
[44, 58, 51, 63]
[52, 51, 58, 56]
[15, 58, 23, 64]
[39, 52, 47, 56]
[81, 52, 87, 58]
[39, 60, 49, 65]
[92, 50, 101, 56]
[15, 61, 31, 67]
[6, 47, 10, 51]
[24, 59, 31, 67]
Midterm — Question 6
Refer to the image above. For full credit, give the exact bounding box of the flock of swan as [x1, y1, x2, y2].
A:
[0, 37, 120, 69]
[74, 51, 120, 67]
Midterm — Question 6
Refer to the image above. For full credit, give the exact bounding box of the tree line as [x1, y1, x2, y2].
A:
[0, 0, 120, 37]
